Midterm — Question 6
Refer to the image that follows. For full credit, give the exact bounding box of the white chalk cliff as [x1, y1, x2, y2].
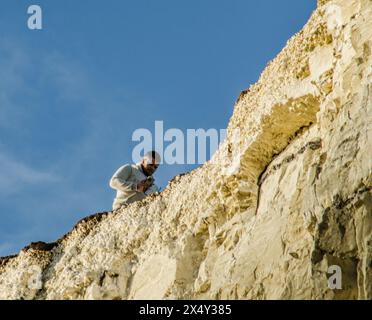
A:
[0, 0, 371, 300]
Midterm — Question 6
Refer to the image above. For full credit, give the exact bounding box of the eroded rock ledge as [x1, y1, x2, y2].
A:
[1, 0, 371, 300]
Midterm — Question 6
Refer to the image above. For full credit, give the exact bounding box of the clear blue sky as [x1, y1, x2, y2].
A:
[0, 0, 316, 256]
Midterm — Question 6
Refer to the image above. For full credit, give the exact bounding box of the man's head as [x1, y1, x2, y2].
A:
[141, 150, 161, 176]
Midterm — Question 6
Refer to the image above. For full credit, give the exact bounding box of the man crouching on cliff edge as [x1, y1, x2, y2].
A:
[109, 150, 160, 210]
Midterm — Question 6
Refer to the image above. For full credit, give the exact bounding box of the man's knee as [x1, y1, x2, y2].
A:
[112, 202, 122, 211]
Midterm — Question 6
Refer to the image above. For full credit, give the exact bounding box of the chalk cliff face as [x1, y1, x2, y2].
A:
[0, 0, 371, 300]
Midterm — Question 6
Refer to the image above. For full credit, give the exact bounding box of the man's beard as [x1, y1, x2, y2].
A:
[141, 164, 151, 176]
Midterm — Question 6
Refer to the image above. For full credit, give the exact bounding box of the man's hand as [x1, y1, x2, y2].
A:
[135, 179, 151, 193]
